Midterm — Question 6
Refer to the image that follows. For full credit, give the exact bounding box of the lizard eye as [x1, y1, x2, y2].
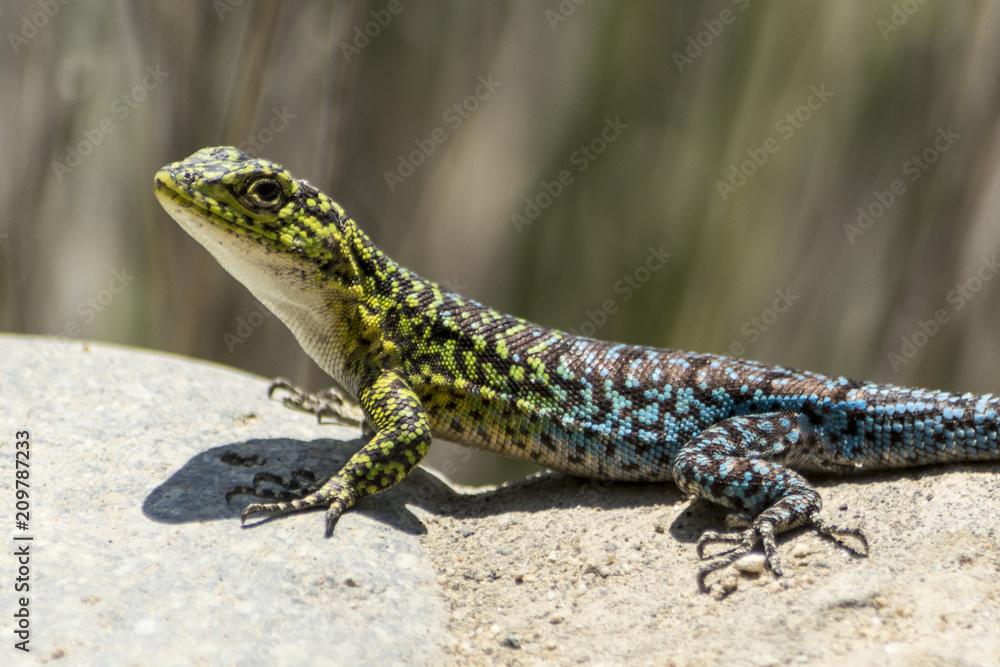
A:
[240, 177, 284, 210]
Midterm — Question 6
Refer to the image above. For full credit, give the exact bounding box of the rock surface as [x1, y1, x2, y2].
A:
[1, 336, 444, 664]
[2, 336, 999, 665]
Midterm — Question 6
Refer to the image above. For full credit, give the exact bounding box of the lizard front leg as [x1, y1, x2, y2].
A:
[235, 369, 431, 536]
[670, 412, 868, 592]
[267, 378, 368, 430]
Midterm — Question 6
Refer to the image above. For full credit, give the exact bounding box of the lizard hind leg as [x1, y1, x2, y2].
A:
[669, 412, 868, 592]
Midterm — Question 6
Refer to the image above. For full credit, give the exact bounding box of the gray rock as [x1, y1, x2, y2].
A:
[0, 336, 447, 664]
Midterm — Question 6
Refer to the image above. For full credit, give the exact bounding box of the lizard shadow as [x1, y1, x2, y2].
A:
[143, 435, 426, 533]
[142, 435, 695, 539]
[144, 436, 998, 545]
[430, 459, 1000, 548]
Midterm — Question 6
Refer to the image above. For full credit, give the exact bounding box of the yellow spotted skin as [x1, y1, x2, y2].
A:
[156, 148, 1000, 586]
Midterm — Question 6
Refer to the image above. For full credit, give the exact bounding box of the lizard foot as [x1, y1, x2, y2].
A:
[229, 470, 360, 537]
[268, 378, 366, 428]
[696, 511, 869, 593]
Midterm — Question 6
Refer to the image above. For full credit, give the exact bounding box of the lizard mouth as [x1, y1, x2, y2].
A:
[154, 169, 277, 244]
[154, 169, 216, 225]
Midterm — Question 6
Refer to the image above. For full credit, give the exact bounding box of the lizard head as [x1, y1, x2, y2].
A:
[154, 146, 359, 283]
[154, 147, 378, 387]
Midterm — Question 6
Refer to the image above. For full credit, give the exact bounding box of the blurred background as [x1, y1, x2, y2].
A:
[3, 1, 1000, 484]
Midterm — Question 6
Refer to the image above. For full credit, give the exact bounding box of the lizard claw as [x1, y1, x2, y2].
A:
[267, 378, 365, 426]
[233, 474, 359, 537]
[696, 521, 783, 592]
[695, 512, 869, 593]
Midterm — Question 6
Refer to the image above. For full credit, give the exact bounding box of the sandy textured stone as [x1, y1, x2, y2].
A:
[2, 335, 999, 665]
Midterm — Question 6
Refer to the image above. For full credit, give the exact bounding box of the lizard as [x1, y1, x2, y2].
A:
[154, 146, 1000, 592]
